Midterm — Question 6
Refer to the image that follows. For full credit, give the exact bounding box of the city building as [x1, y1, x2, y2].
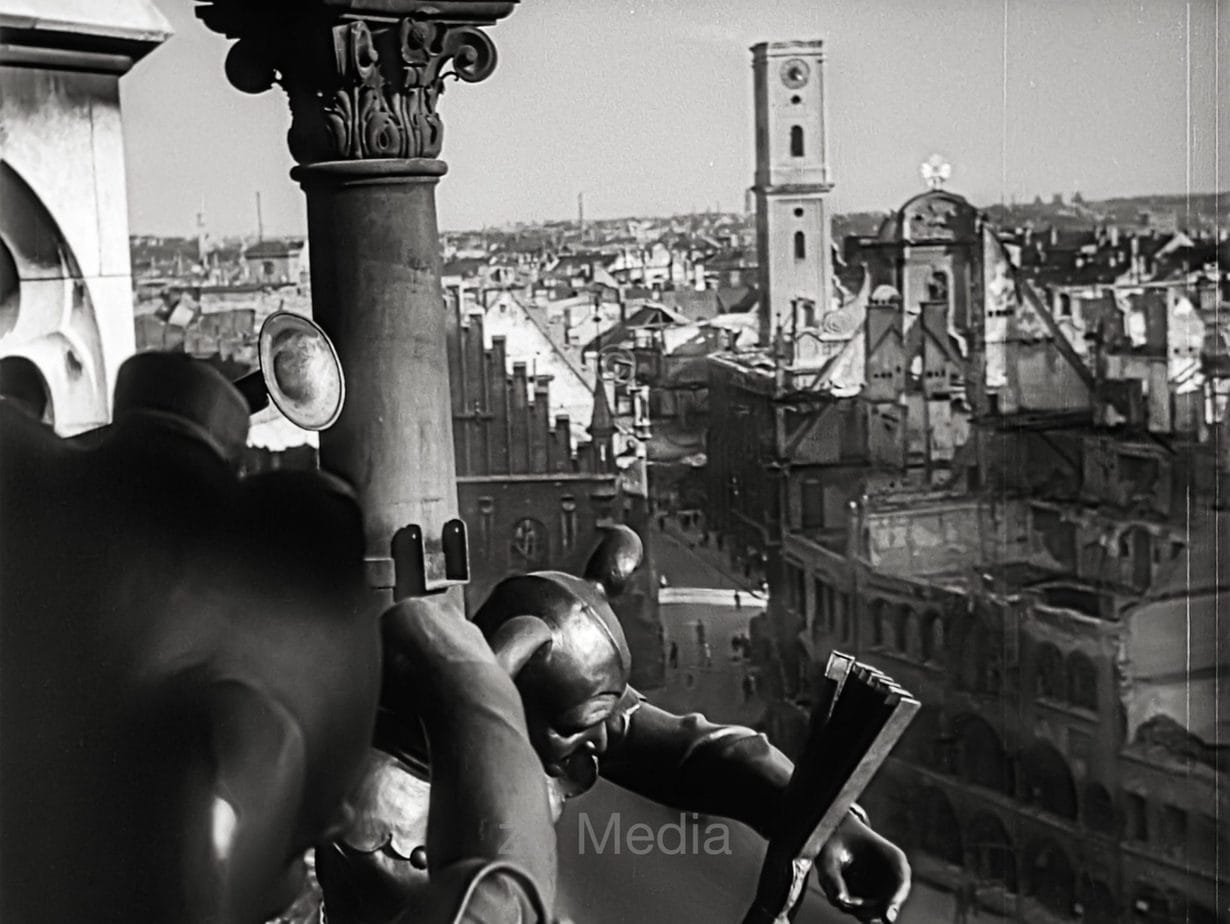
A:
[707, 183, 1229, 922]
[242, 238, 307, 286]
[447, 300, 664, 688]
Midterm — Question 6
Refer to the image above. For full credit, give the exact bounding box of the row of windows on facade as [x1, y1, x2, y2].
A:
[898, 713, 1222, 867]
[884, 785, 1220, 924]
[789, 570, 1102, 711]
[473, 500, 578, 568]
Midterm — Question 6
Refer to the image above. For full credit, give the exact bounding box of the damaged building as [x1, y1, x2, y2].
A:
[706, 187, 1228, 922]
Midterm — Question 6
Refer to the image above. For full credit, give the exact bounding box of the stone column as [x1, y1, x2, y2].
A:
[198, 1, 518, 605]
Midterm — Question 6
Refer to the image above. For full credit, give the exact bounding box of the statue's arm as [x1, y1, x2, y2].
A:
[601, 692, 909, 922]
[599, 690, 791, 838]
[382, 600, 557, 918]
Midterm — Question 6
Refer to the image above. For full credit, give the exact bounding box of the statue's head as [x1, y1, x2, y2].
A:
[472, 526, 642, 782]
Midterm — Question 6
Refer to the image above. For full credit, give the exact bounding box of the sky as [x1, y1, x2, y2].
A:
[121, 0, 1227, 237]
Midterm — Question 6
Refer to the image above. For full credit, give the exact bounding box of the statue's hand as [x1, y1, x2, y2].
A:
[814, 811, 911, 923]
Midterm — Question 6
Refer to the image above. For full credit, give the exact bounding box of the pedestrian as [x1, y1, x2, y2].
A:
[668, 640, 679, 668]
[734, 590, 742, 610]
[742, 674, 754, 702]
[657, 514, 665, 531]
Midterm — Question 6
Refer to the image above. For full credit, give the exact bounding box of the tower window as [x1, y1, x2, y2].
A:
[793, 207, 804, 218]
[790, 94, 802, 105]
[790, 125, 805, 157]
[794, 231, 806, 260]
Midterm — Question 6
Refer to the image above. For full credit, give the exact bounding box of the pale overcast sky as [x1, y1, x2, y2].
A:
[121, 0, 1226, 237]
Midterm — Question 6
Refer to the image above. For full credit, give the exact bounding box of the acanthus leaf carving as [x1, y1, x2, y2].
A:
[202, 5, 501, 164]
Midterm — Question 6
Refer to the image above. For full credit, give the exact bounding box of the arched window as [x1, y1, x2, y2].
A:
[921, 610, 945, 663]
[959, 618, 988, 691]
[870, 600, 889, 648]
[891, 606, 909, 653]
[1034, 642, 1064, 699]
[967, 812, 1017, 893]
[790, 125, 804, 157]
[1025, 839, 1076, 917]
[927, 270, 949, 303]
[1083, 782, 1117, 835]
[510, 517, 548, 569]
[1066, 651, 1099, 710]
[793, 231, 806, 260]
[1021, 741, 1078, 819]
[956, 714, 1014, 795]
[903, 609, 922, 659]
[560, 495, 578, 551]
[1077, 877, 1117, 924]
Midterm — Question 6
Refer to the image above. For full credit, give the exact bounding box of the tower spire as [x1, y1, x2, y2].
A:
[588, 370, 615, 473]
[750, 40, 834, 348]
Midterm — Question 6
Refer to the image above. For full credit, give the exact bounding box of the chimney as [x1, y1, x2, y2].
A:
[1049, 226, 1059, 248]
[1109, 225, 1119, 248]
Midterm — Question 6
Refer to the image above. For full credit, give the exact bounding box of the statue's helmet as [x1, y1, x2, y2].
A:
[472, 525, 643, 780]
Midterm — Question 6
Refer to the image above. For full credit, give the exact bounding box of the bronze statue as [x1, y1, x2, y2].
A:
[323, 526, 911, 923]
[0, 353, 555, 924]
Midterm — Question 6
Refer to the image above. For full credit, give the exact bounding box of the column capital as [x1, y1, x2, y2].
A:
[196, 1, 518, 164]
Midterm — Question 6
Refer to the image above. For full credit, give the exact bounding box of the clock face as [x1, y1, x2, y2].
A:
[780, 58, 810, 89]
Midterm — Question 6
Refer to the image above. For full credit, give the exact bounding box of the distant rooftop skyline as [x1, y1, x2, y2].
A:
[122, 0, 1225, 237]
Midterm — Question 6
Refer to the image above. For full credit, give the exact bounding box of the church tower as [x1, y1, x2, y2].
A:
[751, 40, 833, 350]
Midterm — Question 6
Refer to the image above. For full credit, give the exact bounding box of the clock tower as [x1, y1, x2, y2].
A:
[751, 40, 833, 350]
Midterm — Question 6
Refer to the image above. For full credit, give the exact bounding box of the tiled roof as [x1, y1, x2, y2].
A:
[243, 239, 304, 259]
[441, 256, 488, 277]
[715, 285, 758, 313]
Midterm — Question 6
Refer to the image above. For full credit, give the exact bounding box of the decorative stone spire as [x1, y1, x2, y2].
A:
[196, 1, 517, 164]
[588, 372, 616, 474]
[589, 373, 614, 439]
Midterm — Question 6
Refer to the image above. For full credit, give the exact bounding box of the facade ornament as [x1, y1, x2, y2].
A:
[920, 153, 952, 190]
[197, 1, 510, 163]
